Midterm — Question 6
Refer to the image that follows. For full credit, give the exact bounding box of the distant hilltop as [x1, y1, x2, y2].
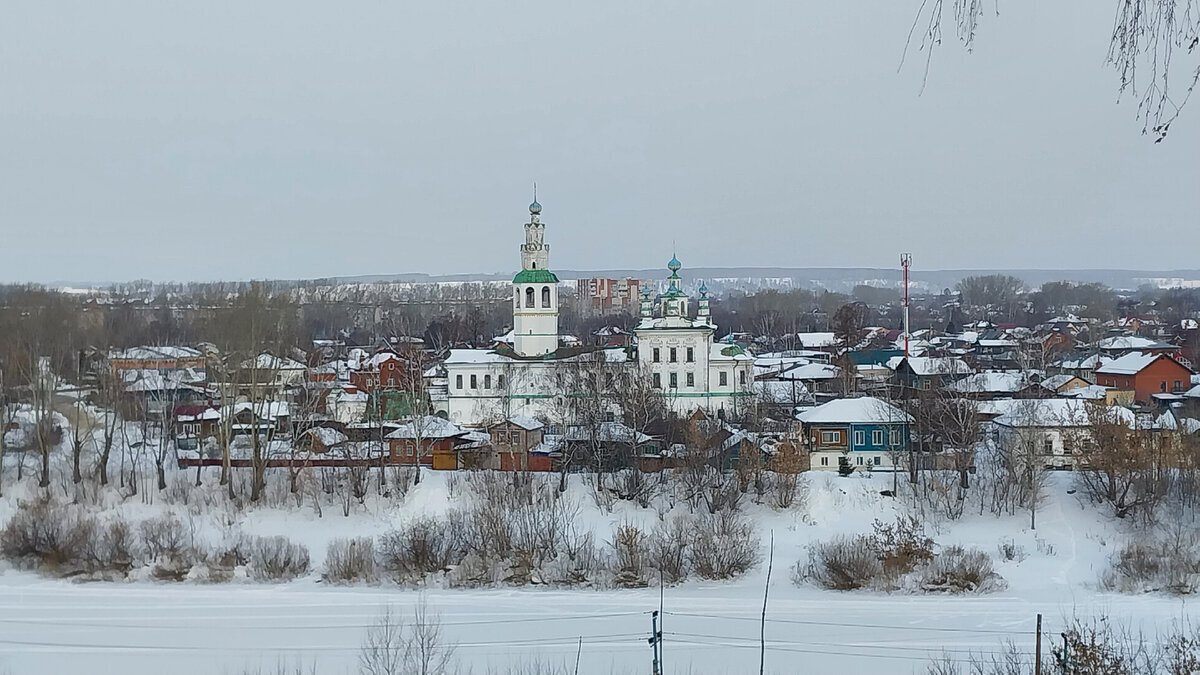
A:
[45, 267, 1200, 294]
[327, 268, 1200, 294]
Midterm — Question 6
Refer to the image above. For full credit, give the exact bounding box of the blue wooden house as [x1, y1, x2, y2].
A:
[796, 396, 913, 472]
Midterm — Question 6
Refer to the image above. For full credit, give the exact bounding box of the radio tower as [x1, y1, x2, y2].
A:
[901, 254, 912, 357]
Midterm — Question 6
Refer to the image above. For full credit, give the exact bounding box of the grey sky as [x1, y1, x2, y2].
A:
[1, 1, 1196, 283]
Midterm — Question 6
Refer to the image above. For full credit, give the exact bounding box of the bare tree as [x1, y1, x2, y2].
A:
[905, 1, 1200, 140]
[358, 600, 456, 675]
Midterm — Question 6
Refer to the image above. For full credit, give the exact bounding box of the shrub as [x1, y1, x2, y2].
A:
[82, 516, 137, 574]
[871, 516, 934, 576]
[647, 516, 691, 584]
[139, 513, 194, 563]
[996, 539, 1026, 563]
[804, 536, 883, 590]
[919, 546, 1003, 593]
[247, 536, 310, 582]
[609, 523, 648, 588]
[1101, 537, 1200, 595]
[378, 517, 462, 581]
[0, 499, 92, 572]
[323, 537, 377, 584]
[689, 510, 760, 580]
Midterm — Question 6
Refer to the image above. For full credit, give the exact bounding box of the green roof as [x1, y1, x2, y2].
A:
[513, 269, 559, 284]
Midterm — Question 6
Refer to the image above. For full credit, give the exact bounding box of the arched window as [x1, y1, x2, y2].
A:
[541, 286, 551, 308]
[525, 286, 534, 308]
[514, 288, 520, 309]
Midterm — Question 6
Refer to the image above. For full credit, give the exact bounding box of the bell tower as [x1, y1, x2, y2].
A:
[512, 196, 559, 357]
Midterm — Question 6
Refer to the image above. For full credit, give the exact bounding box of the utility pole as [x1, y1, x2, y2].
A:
[1034, 613, 1042, 674]
[900, 253, 912, 358]
[648, 610, 662, 675]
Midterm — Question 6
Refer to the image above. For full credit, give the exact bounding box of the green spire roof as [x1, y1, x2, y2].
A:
[513, 269, 559, 284]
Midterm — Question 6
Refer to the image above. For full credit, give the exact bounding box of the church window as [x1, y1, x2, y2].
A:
[497, 374, 506, 389]
[719, 371, 728, 387]
[652, 373, 661, 388]
[669, 372, 678, 388]
[686, 347, 694, 362]
[470, 375, 477, 389]
[484, 374, 491, 389]
[669, 348, 677, 363]
[738, 371, 746, 385]
[525, 287, 535, 308]
[541, 286, 551, 308]
[456, 375, 463, 389]
[652, 348, 660, 363]
[686, 372, 694, 387]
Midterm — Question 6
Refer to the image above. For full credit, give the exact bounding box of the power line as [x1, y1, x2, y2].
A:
[664, 610, 1033, 636]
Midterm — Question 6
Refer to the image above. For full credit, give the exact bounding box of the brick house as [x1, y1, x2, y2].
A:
[1093, 352, 1194, 405]
[385, 416, 468, 468]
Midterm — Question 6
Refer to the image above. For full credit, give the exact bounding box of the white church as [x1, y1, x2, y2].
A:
[440, 199, 753, 427]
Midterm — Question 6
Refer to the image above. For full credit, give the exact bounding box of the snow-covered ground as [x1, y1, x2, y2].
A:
[0, 456, 1193, 675]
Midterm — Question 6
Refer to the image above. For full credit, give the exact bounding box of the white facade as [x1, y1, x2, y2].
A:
[512, 200, 559, 357]
[633, 257, 753, 417]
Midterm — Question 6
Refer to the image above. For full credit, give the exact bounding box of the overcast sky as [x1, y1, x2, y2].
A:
[1, 1, 1196, 283]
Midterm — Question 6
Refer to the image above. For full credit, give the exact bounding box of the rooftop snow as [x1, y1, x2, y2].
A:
[796, 397, 913, 424]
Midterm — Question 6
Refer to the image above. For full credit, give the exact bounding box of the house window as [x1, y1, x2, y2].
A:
[525, 287, 534, 308]
[1174, 380, 1183, 392]
[890, 429, 900, 446]
[738, 371, 746, 385]
[820, 456, 829, 466]
[921, 380, 932, 390]
[1161, 381, 1167, 392]
[652, 373, 661, 388]
[669, 372, 678, 388]
[686, 372, 694, 387]
[494, 431, 507, 444]
[497, 374, 505, 389]
[854, 430, 865, 446]
[653, 348, 661, 363]
[1043, 437, 1053, 454]
[874, 456, 881, 466]
[541, 286, 551, 308]
[456, 375, 463, 389]
[856, 456, 864, 465]
[484, 374, 491, 389]
[470, 375, 477, 389]
[669, 348, 678, 363]
[686, 347, 694, 362]
[872, 430, 883, 445]
[820, 431, 840, 444]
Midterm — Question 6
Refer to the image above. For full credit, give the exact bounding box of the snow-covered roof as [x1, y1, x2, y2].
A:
[887, 356, 973, 376]
[993, 399, 1134, 428]
[1056, 353, 1111, 370]
[796, 397, 913, 424]
[636, 316, 716, 331]
[777, 362, 839, 381]
[944, 371, 1033, 394]
[504, 414, 544, 430]
[177, 407, 221, 422]
[752, 379, 812, 403]
[1094, 352, 1162, 375]
[229, 400, 290, 419]
[385, 416, 467, 440]
[301, 427, 348, 446]
[1097, 335, 1163, 350]
[1040, 374, 1083, 392]
[122, 368, 206, 392]
[110, 345, 203, 360]
[795, 332, 838, 349]
[1186, 383, 1200, 399]
[241, 353, 306, 371]
[1060, 385, 1111, 401]
[562, 422, 653, 444]
[444, 349, 509, 365]
[328, 388, 369, 403]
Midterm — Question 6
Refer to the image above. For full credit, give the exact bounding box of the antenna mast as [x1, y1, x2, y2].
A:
[901, 254, 912, 357]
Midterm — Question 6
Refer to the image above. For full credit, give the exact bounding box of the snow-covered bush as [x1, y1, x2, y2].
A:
[919, 546, 1004, 593]
[323, 537, 377, 584]
[0, 498, 92, 573]
[247, 536, 310, 582]
[802, 535, 883, 590]
[647, 516, 691, 584]
[139, 513, 195, 563]
[378, 517, 463, 582]
[996, 538, 1026, 563]
[1101, 535, 1200, 595]
[609, 522, 648, 588]
[689, 510, 760, 580]
[871, 515, 934, 576]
